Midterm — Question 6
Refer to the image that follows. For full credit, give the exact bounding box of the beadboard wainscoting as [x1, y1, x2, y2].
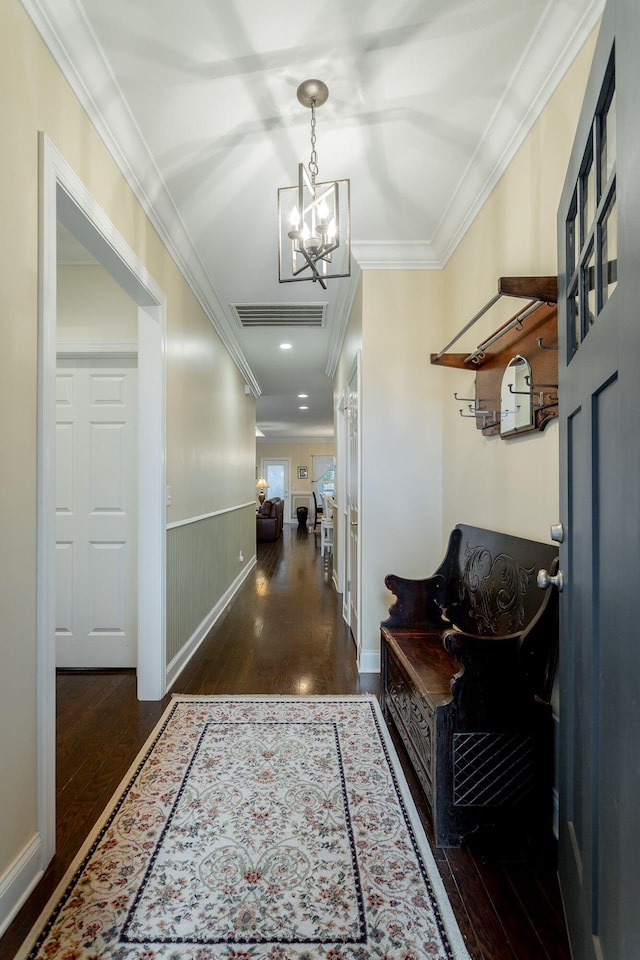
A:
[166, 503, 256, 688]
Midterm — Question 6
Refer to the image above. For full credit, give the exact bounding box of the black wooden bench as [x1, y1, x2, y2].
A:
[380, 524, 559, 846]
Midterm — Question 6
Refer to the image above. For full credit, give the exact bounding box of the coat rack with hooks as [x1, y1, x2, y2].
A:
[431, 276, 559, 438]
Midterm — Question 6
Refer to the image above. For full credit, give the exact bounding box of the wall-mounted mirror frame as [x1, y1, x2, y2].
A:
[501, 355, 532, 435]
[430, 279, 559, 440]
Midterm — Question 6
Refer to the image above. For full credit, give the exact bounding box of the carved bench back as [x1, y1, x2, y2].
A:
[441, 525, 558, 638]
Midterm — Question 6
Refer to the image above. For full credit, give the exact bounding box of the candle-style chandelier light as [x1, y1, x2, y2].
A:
[278, 80, 351, 289]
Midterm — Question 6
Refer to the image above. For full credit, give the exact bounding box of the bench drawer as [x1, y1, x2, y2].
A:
[385, 645, 435, 803]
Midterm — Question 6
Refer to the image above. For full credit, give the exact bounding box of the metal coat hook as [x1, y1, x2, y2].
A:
[467, 404, 496, 416]
[525, 375, 558, 389]
[454, 392, 475, 402]
[459, 406, 499, 427]
[508, 383, 531, 396]
[537, 336, 558, 351]
[459, 408, 499, 428]
[535, 398, 559, 412]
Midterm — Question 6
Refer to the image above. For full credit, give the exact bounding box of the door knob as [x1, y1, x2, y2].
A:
[537, 568, 564, 592]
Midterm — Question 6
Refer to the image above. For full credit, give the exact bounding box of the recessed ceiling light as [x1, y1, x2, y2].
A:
[280, 342, 292, 350]
[298, 393, 308, 398]
[299, 405, 308, 410]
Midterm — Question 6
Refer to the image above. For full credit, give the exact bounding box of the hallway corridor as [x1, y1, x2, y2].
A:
[1, 527, 569, 959]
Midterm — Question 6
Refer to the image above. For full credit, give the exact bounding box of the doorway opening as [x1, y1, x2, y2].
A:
[37, 134, 167, 868]
[260, 458, 291, 519]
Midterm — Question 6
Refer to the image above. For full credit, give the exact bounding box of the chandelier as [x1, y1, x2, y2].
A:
[278, 80, 351, 289]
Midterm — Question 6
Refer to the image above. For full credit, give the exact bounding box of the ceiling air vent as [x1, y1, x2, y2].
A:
[232, 303, 326, 327]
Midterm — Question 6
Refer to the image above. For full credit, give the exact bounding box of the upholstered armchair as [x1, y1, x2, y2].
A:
[256, 497, 284, 541]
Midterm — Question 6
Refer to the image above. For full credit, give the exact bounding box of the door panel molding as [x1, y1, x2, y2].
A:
[557, 3, 640, 955]
[56, 361, 137, 668]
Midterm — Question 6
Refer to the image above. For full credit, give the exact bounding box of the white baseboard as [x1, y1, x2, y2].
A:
[0, 834, 43, 937]
[166, 555, 257, 690]
[359, 650, 381, 674]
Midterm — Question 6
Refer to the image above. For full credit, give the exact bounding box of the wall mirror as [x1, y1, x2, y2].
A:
[501, 354, 532, 436]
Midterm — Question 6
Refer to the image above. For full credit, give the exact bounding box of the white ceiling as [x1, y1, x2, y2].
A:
[28, 0, 603, 438]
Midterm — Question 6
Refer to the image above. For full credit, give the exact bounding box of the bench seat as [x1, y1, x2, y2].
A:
[381, 524, 559, 846]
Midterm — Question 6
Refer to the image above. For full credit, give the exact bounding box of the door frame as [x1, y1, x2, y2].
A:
[37, 134, 167, 865]
[260, 457, 291, 519]
[346, 354, 361, 662]
[335, 387, 347, 597]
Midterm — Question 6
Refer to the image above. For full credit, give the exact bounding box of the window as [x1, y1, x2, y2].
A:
[317, 467, 335, 498]
[565, 51, 616, 360]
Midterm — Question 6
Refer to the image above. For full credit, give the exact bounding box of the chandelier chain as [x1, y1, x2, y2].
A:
[309, 99, 318, 183]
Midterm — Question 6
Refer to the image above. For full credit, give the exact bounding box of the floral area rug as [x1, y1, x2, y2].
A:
[17, 696, 470, 960]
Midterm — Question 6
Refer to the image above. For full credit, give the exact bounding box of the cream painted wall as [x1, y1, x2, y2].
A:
[333, 272, 445, 667]
[360, 271, 445, 665]
[0, 0, 255, 913]
[331, 30, 597, 671]
[57, 264, 138, 340]
[439, 30, 597, 543]
[165, 285, 256, 518]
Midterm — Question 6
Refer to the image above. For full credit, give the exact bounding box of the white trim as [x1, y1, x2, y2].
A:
[358, 650, 381, 674]
[166, 501, 255, 530]
[37, 134, 167, 870]
[256, 435, 334, 444]
[434, 0, 605, 265]
[351, 241, 440, 270]
[136, 303, 167, 701]
[165, 556, 257, 690]
[36, 133, 59, 870]
[20, 0, 258, 395]
[56, 339, 137, 358]
[0, 835, 43, 937]
[350, 354, 363, 664]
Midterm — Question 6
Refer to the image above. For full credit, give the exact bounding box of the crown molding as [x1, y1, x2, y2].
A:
[322, 0, 604, 273]
[20, 0, 259, 395]
[351, 241, 440, 270]
[20, 0, 603, 327]
[433, 0, 605, 265]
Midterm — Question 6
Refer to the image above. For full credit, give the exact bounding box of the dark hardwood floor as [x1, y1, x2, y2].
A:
[0, 525, 570, 959]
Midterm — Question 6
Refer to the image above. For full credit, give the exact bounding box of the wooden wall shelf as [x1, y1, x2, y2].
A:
[431, 277, 558, 438]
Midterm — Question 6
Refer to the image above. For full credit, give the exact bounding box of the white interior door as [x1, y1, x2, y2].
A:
[347, 359, 360, 657]
[56, 357, 137, 667]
